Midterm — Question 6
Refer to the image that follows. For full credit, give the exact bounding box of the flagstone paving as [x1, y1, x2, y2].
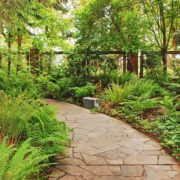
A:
[46, 99, 180, 180]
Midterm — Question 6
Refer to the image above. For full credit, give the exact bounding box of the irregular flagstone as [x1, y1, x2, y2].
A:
[124, 154, 158, 165]
[73, 152, 84, 160]
[45, 100, 180, 179]
[118, 139, 161, 151]
[106, 159, 124, 165]
[57, 165, 93, 176]
[80, 166, 114, 175]
[82, 153, 107, 165]
[58, 157, 86, 166]
[145, 165, 172, 171]
[49, 168, 66, 178]
[174, 173, 180, 180]
[140, 150, 162, 155]
[121, 165, 144, 177]
[172, 165, 180, 171]
[109, 166, 122, 175]
[158, 155, 178, 165]
[144, 166, 172, 180]
[98, 149, 127, 160]
[167, 171, 179, 178]
[60, 175, 83, 180]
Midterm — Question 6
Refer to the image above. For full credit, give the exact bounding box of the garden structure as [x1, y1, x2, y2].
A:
[0, 0, 180, 180]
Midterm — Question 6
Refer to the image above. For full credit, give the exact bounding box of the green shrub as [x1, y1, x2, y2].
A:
[103, 83, 134, 104]
[0, 91, 38, 143]
[0, 91, 70, 156]
[0, 139, 49, 180]
[98, 71, 136, 87]
[57, 77, 74, 99]
[37, 75, 59, 98]
[132, 79, 165, 98]
[29, 105, 70, 155]
[145, 67, 170, 85]
[112, 71, 137, 86]
[0, 71, 41, 98]
[73, 83, 96, 98]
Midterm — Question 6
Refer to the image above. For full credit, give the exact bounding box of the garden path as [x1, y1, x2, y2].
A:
[46, 99, 180, 180]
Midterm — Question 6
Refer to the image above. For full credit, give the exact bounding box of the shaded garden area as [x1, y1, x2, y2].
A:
[0, 0, 180, 179]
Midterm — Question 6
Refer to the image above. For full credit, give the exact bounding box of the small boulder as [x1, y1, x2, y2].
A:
[83, 97, 101, 109]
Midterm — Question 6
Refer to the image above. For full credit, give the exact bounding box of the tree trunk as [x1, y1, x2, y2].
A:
[140, 52, 144, 78]
[29, 48, 40, 75]
[0, 54, 2, 68]
[123, 53, 126, 73]
[161, 47, 167, 76]
[39, 54, 43, 74]
[17, 34, 22, 75]
[7, 41, 12, 77]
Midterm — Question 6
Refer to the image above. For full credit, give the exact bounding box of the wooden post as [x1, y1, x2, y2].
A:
[123, 53, 126, 73]
[127, 52, 138, 74]
[140, 52, 144, 78]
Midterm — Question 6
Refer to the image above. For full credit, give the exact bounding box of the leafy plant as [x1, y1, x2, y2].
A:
[0, 139, 49, 180]
[0, 71, 41, 98]
[0, 91, 39, 144]
[73, 83, 96, 98]
[29, 105, 70, 155]
[132, 79, 165, 98]
[103, 83, 134, 104]
[155, 112, 180, 160]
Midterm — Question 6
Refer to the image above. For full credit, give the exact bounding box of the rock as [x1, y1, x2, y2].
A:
[83, 97, 101, 109]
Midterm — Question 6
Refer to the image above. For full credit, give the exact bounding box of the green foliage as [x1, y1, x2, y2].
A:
[0, 71, 41, 98]
[29, 105, 70, 155]
[103, 83, 134, 104]
[132, 79, 165, 99]
[75, 0, 145, 52]
[0, 90, 70, 155]
[103, 78, 164, 104]
[0, 91, 38, 141]
[0, 139, 49, 180]
[37, 75, 59, 98]
[155, 112, 180, 160]
[145, 67, 170, 85]
[73, 83, 96, 98]
[144, 52, 162, 69]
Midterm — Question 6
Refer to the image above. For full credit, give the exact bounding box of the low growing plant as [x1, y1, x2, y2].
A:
[0, 139, 49, 180]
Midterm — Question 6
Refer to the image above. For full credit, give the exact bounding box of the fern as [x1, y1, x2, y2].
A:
[29, 106, 70, 155]
[103, 83, 134, 104]
[0, 139, 50, 180]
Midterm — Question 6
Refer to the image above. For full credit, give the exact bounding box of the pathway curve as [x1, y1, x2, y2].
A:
[46, 99, 180, 180]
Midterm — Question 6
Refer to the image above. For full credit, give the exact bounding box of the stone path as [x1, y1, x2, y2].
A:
[46, 99, 180, 180]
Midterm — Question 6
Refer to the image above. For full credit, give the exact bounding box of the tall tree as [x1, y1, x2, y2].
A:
[140, 0, 180, 74]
